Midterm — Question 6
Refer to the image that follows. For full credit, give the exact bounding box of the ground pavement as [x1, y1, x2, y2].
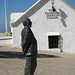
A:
[0, 37, 75, 75]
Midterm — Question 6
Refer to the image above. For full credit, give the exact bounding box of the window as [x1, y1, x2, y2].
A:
[48, 36, 59, 48]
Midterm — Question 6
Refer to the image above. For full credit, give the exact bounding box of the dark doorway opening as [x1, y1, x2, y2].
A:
[48, 36, 59, 48]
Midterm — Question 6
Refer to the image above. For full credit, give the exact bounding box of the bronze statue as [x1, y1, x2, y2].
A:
[21, 18, 37, 75]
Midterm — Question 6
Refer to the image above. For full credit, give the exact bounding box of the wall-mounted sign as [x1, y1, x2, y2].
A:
[45, 9, 59, 19]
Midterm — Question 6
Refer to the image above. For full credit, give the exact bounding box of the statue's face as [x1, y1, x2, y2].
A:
[22, 18, 32, 27]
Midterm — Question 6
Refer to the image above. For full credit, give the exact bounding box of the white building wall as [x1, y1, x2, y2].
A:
[12, 23, 23, 47]
[11, 0, 75, 53]
[29, 0, 75, 53]
[11, 13, 24, 21]
[11, 13, 24, 47]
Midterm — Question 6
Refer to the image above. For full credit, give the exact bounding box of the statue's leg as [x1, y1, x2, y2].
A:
[25, 57, 31, 75]
[25, 45, 37, 75]
[31, 46, 37, 75]
[31, 54, 37, 75]
[25, 55, 37, 75]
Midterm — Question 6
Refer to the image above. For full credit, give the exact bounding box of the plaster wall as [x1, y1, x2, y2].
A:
[11, 0, 75, 53]
[11, 13, 24, 21]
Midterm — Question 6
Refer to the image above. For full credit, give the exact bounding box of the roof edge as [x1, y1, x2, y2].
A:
[10, 0, 41, 25]
[10, 0, 75, 25]
[61, 0, 75, 10]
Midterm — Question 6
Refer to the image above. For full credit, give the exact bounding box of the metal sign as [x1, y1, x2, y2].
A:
[45, 9, 59, 19]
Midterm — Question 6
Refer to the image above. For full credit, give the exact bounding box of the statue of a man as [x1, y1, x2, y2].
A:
[21, 18, 37, 75]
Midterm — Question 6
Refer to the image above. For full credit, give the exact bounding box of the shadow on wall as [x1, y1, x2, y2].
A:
[59, 35, 63, 52]
[59, 9, 68, 27]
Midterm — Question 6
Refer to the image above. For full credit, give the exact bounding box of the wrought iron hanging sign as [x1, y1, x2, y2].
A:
[45, 0, 59, 19]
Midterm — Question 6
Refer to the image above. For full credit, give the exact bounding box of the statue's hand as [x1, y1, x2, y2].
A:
[26, 53, 31, 57]
[22, 52, 26, 59]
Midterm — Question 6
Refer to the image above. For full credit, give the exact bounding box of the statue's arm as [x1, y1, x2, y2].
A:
[21, 29, 30, 58]
[21, 29, 30, 48]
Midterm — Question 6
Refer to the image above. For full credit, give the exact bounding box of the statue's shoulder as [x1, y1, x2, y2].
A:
[21, 27, 31, 37]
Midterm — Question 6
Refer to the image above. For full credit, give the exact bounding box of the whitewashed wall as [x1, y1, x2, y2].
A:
[11, 0, 75, 53]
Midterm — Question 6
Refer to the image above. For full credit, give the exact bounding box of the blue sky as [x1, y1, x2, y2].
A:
[0, 0, 75, 32]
